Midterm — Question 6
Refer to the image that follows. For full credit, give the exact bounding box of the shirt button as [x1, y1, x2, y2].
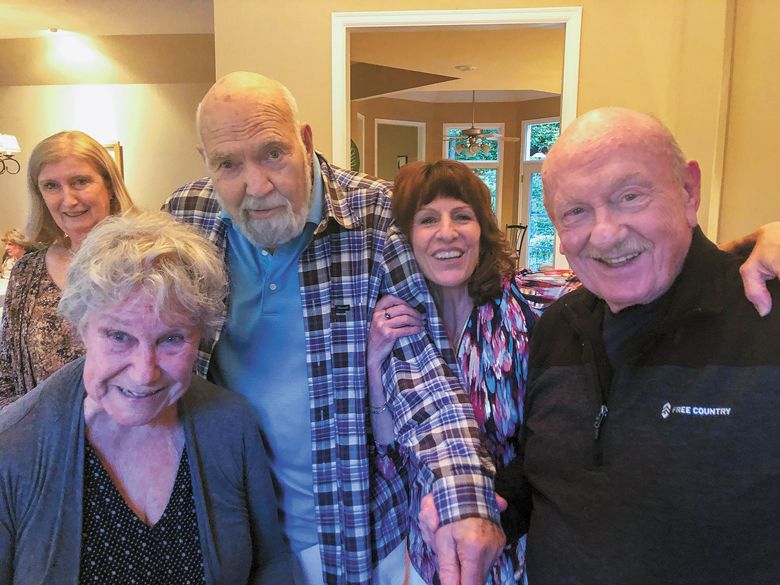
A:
[262, 249, 269, 256]
[269, 283, 277, 291]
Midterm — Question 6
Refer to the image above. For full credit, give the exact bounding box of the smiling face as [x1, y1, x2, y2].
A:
[37, 156, 112, 247]
[543, 112, 700, 312]
[81, 290, 201, 428]
[411, 196, 481, 291]
[198, 78, 314, 248]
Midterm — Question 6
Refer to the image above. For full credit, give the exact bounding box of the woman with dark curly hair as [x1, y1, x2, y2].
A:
[367, 159, 578, 584]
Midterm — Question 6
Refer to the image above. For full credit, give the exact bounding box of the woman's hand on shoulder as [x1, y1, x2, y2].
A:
[367, 295, 424, 369]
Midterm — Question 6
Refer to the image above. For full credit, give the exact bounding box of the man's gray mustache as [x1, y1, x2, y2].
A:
[242, 197, 290, 213]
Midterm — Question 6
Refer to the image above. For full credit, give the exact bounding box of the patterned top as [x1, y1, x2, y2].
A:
[162, 154, 498, 584]
[0, 249, 84, 407]
[80, 442, 205, 584]
[382, 270, 579, 584]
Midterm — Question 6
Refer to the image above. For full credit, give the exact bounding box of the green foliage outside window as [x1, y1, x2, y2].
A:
[528, 122, 560, 159]
[471, 168, 497, 213]
[527, 173, 555, 270]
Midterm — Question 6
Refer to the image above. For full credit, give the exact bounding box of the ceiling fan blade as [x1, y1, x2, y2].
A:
[476, 135, 521, 143]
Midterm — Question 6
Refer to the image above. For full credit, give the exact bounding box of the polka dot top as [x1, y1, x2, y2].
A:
[79, 441, 206, 584]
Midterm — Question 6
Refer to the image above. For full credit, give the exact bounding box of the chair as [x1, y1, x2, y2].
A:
[505, 223, 528, 270]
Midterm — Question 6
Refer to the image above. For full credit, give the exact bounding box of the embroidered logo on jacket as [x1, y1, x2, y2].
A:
[660, 402, 732, 419]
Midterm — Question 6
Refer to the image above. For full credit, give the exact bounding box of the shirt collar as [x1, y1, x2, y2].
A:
[307, 151, 324, 226]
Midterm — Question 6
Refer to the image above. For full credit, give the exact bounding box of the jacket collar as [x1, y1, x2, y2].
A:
[313, 152, 362, 236]
[656, 226, 726, 330]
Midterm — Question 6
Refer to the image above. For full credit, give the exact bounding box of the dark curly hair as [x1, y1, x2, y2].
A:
[392, 159, 516, 304]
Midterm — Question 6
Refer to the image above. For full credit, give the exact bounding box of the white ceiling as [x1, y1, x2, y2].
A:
[0, 0, 214, 39]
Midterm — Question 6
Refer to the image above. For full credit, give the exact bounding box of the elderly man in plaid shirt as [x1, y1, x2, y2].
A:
[163, 71, 504, 584]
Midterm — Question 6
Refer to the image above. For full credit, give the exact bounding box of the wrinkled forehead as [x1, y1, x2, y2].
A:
[87, 289, 197, 327]
[546, 130, 675, 186]
[199, 92, 296, 147]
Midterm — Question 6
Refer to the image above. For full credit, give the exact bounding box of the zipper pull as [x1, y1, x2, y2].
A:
[593, 404, 609, 439]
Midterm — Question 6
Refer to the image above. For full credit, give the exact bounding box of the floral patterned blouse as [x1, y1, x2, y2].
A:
[0, 249, 84, 407]
[379, 270, 579, 584]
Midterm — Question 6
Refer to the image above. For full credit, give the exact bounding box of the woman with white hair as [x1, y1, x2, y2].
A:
[0, 130, 135, 405]
[0, 211, 292, 584]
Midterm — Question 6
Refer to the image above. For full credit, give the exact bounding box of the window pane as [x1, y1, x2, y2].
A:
[527, 172, 555, 270]
[446, 128, 500, 162]
[472, 168, 497, 213]
[527, 122, 560, 160]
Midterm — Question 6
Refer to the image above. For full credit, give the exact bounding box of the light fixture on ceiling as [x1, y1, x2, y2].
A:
[455, 135, 492, 157]
[455, 64, 478, 72]
[444, 91, 520, 157]
[0, 134, 22, 175]
[456, 91, 491, 157]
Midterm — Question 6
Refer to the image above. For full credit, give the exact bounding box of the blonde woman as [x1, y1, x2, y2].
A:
[0, 131, 135, 405]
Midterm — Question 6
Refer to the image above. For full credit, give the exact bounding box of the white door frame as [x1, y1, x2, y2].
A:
[356, 112, 366, 172]
[518, 116, 560, 224]
[331, 7, 581, 269]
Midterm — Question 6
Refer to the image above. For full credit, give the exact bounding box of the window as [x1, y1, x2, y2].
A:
[519, 118, 560, 271]
[443, 123, 504, 216]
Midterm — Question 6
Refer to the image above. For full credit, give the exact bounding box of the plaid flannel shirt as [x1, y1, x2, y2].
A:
[163, 154, 498, 584]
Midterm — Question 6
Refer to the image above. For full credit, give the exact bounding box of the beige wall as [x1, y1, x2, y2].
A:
[719, 0, 780, 241]
[353, 96, 560, 225]
[0, 35, 215, 86]
[0, 33, 215, 237]
[0, 83, 211, 236]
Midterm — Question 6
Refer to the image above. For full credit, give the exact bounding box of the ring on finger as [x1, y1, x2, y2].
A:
[384, 312, 392, 320]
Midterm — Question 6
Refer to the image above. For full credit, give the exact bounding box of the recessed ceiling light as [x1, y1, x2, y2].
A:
[49, 27, 59, 33]
[455, 65, 478, 72]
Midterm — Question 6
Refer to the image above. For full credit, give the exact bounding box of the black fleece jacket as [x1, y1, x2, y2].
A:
[496, 227, 780, 585]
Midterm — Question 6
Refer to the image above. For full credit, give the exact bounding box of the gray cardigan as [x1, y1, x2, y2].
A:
[0, 357, 293, 584]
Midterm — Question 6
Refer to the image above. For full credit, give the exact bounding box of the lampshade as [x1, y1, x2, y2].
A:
[0, 134, 21, 155]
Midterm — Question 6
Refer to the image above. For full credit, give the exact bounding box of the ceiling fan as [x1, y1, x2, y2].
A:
[444, 90, 520, 157]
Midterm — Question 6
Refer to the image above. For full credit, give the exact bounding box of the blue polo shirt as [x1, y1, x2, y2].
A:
[210, 159, 324, 553]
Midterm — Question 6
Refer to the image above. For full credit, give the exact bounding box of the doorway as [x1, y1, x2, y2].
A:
[331, 8, 581, 269]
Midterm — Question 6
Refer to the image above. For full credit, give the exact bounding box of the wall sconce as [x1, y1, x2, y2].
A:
[0, 134, 21, 175]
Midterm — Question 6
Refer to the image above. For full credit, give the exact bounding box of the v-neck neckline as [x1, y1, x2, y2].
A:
[84, 439, 187, 529]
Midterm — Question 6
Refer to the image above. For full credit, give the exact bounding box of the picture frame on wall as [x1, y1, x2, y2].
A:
[396, 155, 408, 169]
[103, 142, 124, 176]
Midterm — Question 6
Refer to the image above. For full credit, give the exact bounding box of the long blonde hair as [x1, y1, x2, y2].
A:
[25, 131, 135, 247]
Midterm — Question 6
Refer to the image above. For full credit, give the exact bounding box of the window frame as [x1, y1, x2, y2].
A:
[442, 122, 505, 222]
[521, 116, 560, 162]
[517, 116, 565, 270]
